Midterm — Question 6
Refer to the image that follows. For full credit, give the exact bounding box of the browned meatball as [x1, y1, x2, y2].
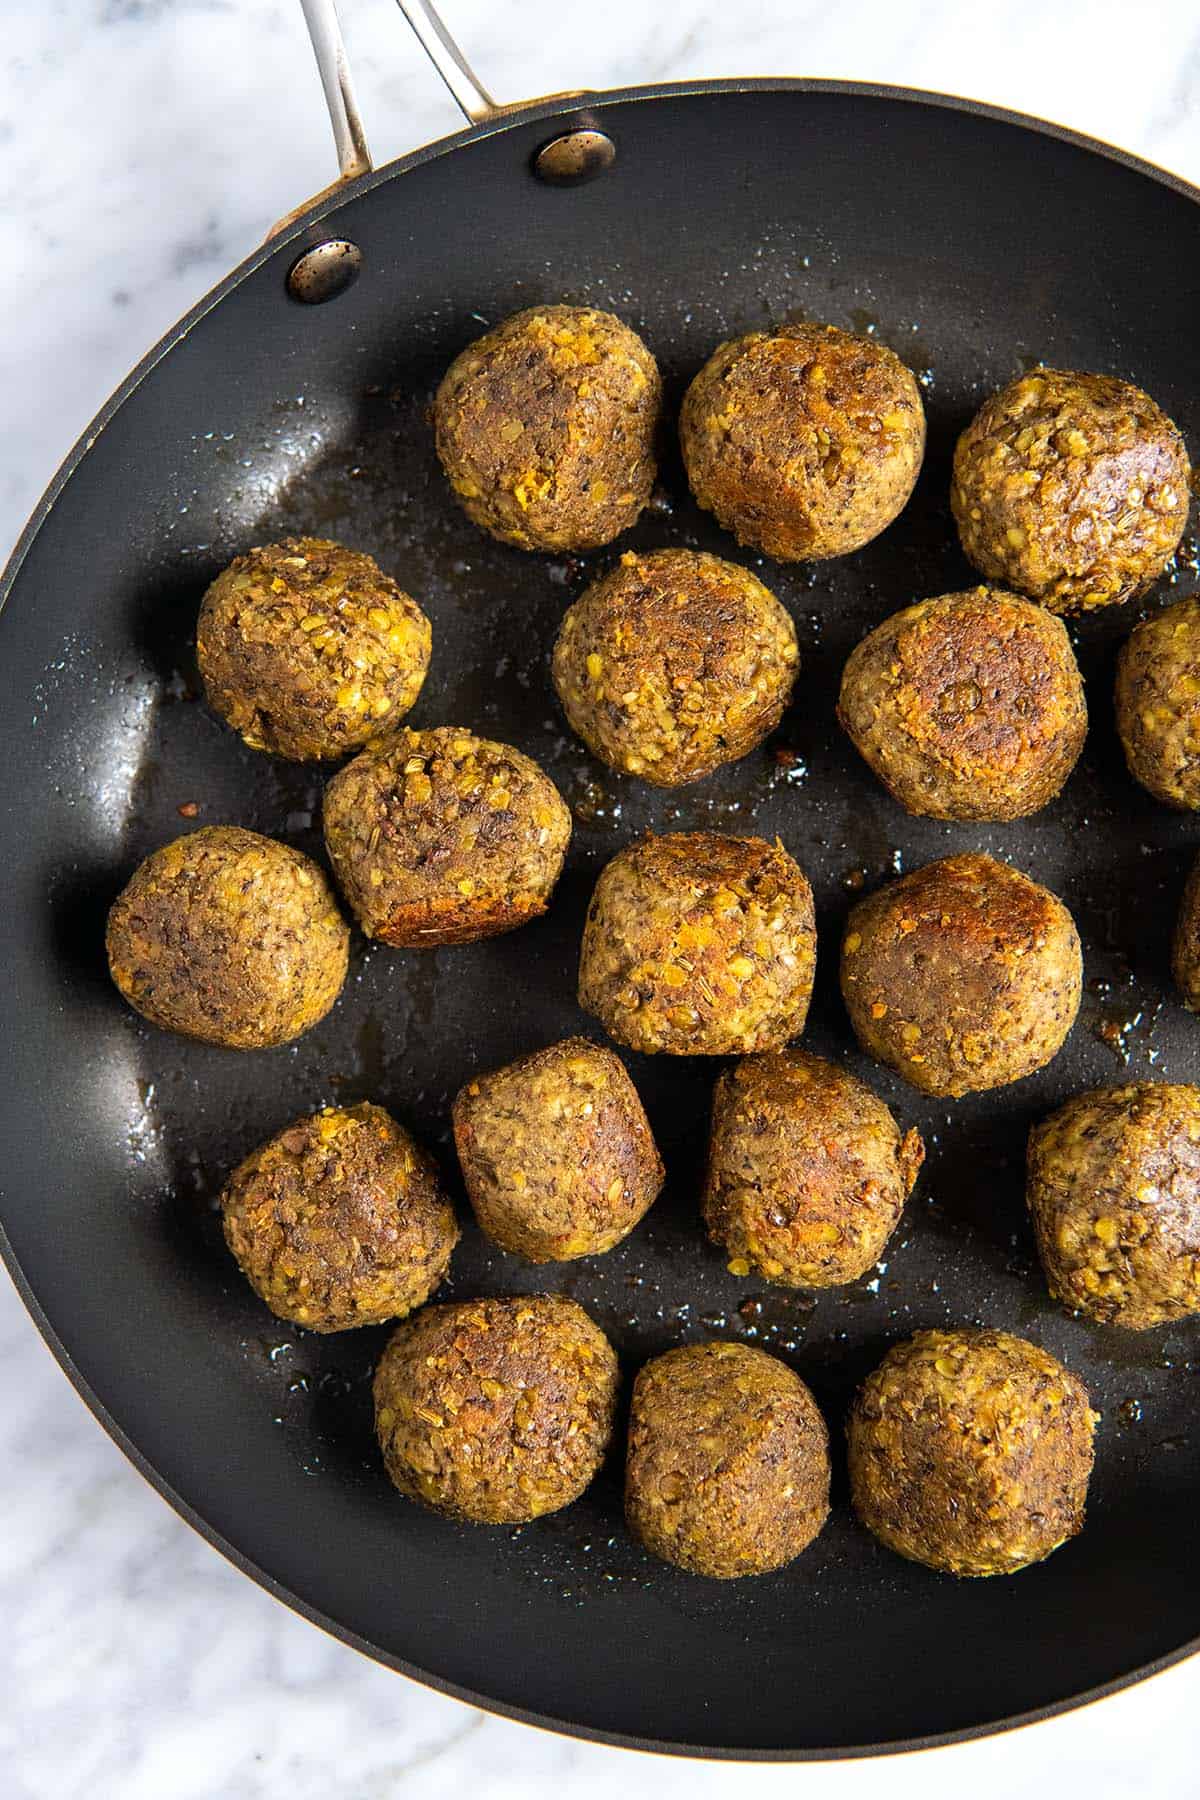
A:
[1028, 1083, 1200, 1329]
[841, 852, 1081, 1096]
[323, 727, 571, 946]
[433, 305, 661, 552]
[452, 1037, 663, 1262]
[838, 587, 1087, 820]
[196, 537, 431, 762]
[220, 1103, 458, 1331]
[625, 1341, 830, 1578]
[1115, 595, 1200, 808]
[848, 1329, 1095, 1576]
[373, 1296, 618, 1523]
[1173, 854, 1200, 1009]
[679, 322, 925, 562]
[552, 548, 799, 787]
[952, 369, 1190, 613]
[578, 832, 817, 1055]
[703, 1051, 923, 1287]
[106, 825, 348, 1049]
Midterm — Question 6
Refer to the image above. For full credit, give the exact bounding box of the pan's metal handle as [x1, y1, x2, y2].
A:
[395, 0, 500, 125]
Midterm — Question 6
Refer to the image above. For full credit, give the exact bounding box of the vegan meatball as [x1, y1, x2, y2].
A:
[679, 321, 925, 562]
[578, 831, 817, 1055]
[106, 825, 348, 1049]
[552, 548, 799, 787]
[1172, 854, 1200, 1010]
[952, 369, 1190, 613]
[848, 1328, 1095, 1577]
[433, 305, 661, 552]
[1115, 595, 1200, 808]
[323, 727, 571, 946]
[220, 1102, 458, 1332]
[373, 1295, 619, 1523]
[840, 852, 1081, 1097]
[625, 1341, 830, 1578]
[838, 587, 1087, 820]
[1028, 1082, 1200, 1329]
[196, 536, 431, 762]
[452, 1036, 663, 1262]
[703, 1051, 923, 1287]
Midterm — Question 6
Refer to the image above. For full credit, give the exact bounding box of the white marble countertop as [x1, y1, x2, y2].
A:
[4, 2, 1200, 1794]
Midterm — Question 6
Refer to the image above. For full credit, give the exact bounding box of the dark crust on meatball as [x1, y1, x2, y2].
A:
[1027, 1083, 1200, 1329]
[838, 587, 1087, 820]
[452, 1037, 664, 1262]
[840, 852, 1081, 1097]
[196, 536, 432, 762]
[220, 1103, 459, 1332]
[625, 1341, 830, 1578]
[578, 831, 817, 1056]
[105, 825, 349, 1049]
[703, 1051, 924, 1288]
[951, 369, 1191, 614]
[323, 727, 572, 946]
[1115, 595, 1200, 809]
[373, 1295, 619, 1523]
[433, 305, 661, 552]
[552, 548, 799, 787]
[1173, 856, 1200, 1010]
[679, 322, 925, 562]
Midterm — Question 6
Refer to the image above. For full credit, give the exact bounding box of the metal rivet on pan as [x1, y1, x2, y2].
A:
[532, 129, 616, 187]
[287, 239, 363, 304]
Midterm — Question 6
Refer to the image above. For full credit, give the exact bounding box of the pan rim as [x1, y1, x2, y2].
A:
[3, 76, 1199, 1760]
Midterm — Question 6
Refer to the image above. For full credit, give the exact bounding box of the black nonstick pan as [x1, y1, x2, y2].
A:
[2, 0, 1199, 1761]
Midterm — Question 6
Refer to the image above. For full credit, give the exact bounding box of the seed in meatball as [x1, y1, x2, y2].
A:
[578, 831, 816, 1056]
[106, 825, 348, 1049]
[1173, 855, 1200, 1010]
[951, 369, 1190, 613]
[838, 587, 1087, 820]
[220, 1103, 458, 1332]
[453, 1037, 663, 1262]
[848, 1328, 1095, 1576]
[1028, 1083, 1200, 1329]
[323, 726, 572, 946]
[703, 1051, 923, 1287]
[625, 1341, 830, 1578]
[552, 548, 799, 787]
[1115, 595, 1200, 808]
[433, 305, 661, 552]
[679, 321, 925, 562]
[196, 536, 431, 762]
[373, 1295, 618, 1523]
[840, 852, 1081, 1097]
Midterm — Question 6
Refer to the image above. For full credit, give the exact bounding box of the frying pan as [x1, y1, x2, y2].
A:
[2, 0, 1199, 1760]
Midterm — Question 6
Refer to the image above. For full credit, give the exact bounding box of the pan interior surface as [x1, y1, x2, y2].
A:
[2, 86, 1199, 1757]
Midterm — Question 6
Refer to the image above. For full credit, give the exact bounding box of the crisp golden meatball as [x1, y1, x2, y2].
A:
[841, 852, 1081, 1097]
[703, 1051, 923, 1287]
[105, 826, 348, 1049]
[679, 322, 925, 561]
[625, 1341, 830, 1578]
[220, 1103, 458, 1331]
[1028, 1083, 1200, 1328]
[373, 1296, 618, 1523]
[433, 305, 661, 552]
[323, 727, 571, 946]
[952, 369, 1190, 613]
[578, 832, 817, 1055]
[1173, 854, 1200, 1010]
[838, 587, 1087, 820]
[848, 1329, 1095, 1576]
[552, 548, 798, 786]
[196, 537, 431, 761]
[452, 1037, 663, 1262]
[1116, 595, 1200, 808]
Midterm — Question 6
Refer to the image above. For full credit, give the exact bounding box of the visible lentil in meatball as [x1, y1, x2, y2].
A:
[1173, 854, 1200, 1010]
[840, 852, 1081, 1097]
[373, 1295, 619, 1523]
[1115, 595, 1200, 808]
[848, 1328, 1095, 1576]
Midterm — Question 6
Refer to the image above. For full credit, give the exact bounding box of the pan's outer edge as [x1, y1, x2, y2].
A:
[2, 77, 1199, 1761]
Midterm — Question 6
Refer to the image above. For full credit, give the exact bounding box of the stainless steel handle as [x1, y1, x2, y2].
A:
[395, 0, 500, 125]
[299, 0, 374, 179]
